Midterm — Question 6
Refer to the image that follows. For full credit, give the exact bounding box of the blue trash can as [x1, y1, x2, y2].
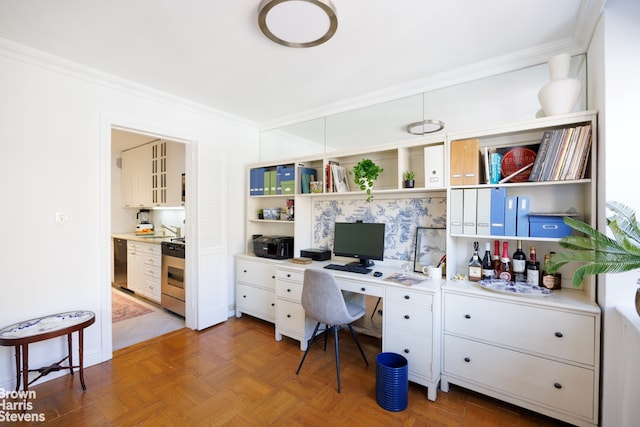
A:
[376, 352, 408, 411]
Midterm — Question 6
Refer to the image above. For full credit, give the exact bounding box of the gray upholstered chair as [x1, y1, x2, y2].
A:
[295, 269, 369, 392]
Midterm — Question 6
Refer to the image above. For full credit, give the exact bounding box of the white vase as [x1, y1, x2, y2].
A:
[537, 53, 581, 116]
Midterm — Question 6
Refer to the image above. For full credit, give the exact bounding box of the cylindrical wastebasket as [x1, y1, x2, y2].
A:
[376, 352, 408, 411]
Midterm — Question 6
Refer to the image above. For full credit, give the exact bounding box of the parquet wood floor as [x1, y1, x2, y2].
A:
[15, 315, 571, 426]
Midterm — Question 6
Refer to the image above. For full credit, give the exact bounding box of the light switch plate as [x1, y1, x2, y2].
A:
[55, 211, 69, 227]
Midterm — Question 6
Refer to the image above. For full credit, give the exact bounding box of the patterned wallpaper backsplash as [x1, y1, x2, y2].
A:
[312, 197, 446, 262]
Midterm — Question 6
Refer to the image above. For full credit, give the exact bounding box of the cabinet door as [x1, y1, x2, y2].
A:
[121, 144, 153, 207]
[163, 141, 185, 207]
[236, 283, 275, 321]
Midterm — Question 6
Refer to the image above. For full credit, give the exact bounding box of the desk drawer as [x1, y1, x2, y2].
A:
[335, 277, 384, 297]
[444, 334, 594, 419]
[276, 268, 304, 283]
[236, 259, 276, 288]
[444, 293, 595, 365]
[276, 299, 305, 334]
[276, 279, 303, 302]
[385, 287, 432, 306]
[385, 326, 432, 379]
[385, 300, 432, 331]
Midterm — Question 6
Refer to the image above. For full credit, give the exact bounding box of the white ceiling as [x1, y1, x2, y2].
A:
[0, 0, 603, 129]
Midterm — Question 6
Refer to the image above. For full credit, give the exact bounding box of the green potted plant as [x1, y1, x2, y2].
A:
[547, 201, 640, 313]
[403, 170, 415, 188]
[350, 159, 383, 202]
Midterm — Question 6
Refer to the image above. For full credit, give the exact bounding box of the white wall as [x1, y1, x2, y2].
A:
[0, 40, 258, 389]
[589, 0, 640, 425]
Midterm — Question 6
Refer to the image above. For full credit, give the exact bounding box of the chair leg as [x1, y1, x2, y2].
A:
[296, 322, 321, 375]
[333, 325, 341, 393]
[347, 324, 369, 367]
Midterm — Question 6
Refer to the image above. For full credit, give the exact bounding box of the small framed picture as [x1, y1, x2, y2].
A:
[414, 227, 446, 273]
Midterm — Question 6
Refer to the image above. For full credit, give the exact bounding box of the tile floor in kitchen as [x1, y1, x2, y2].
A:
[111, 286, 185, 351]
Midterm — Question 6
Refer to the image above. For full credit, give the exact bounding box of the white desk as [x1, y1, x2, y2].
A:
[274, 260, 442, 401]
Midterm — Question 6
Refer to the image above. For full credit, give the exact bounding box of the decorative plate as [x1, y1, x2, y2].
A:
[476, 279, 553, 296]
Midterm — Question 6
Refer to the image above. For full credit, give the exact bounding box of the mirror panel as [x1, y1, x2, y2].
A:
[324, 93, 424, 151]
[259, 54, 587, 161]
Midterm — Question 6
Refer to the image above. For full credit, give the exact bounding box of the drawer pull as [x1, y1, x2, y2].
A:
[361, 287, 366, 292]
[404, 315, 410, 320]
[287, 288, 292, 292]
[464, 314, 471, 319]
[243, 295, 247, 298]
[464, 357, 471, 363]
[243, 269, 247, 273]
[555, 332, 563, 338]
[287, 314, 291, 318]
[271, 303, 275, 307]
[554, 382, 562, 389]
[272, 275, 276, 279]
[287, 274, 291, 278]
[403, 349, 410, 354]
[404, 295, 410, 300]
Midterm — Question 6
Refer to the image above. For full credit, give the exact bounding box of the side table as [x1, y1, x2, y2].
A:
[0, 310, 95, 391]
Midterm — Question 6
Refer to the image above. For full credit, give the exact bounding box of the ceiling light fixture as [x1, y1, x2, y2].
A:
[406, 119, 445, 135]
[258, 0, 338, 48]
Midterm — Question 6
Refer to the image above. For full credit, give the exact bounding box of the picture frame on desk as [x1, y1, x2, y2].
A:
[413, 227, 446, 273]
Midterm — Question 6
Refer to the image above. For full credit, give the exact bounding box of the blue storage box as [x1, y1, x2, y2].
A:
[529, 213, 577, 238]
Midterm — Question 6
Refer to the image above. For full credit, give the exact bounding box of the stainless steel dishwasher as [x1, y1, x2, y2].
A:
[113, 238, 128, 288]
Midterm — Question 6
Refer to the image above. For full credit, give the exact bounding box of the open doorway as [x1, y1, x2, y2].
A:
[110, 128, 186, 350]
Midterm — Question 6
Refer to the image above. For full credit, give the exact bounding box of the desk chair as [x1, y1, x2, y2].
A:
[296, 269, 369, 392]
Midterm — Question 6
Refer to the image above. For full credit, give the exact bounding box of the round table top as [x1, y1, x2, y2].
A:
[0, 311, 95, 344]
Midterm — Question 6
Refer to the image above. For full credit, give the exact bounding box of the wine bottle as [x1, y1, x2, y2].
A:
[512, 240, 526, 282]
[498, 241, 513, 282]
[541, 254, 556, 289]
[492, 240, 501, 273]
[468, 241, 482, 282]
[481, 242, 495, 281]
[526, 246, 540, 287]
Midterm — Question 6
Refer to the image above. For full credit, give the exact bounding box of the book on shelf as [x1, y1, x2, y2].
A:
[330, 164, 350, 192]
[528, 124, 592, 182]
[291, 257, 312, 265]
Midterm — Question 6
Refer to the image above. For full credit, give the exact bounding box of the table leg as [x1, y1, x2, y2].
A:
[67, 333, 74, 376]
[13, 345, 21, 392]
[21, 344, 29, 391]
[78, 329, 86, 390]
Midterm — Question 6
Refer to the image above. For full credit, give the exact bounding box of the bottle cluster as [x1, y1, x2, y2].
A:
[468, 240, 561, 289]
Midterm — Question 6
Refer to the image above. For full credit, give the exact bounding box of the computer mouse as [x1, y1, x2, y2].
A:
[373, 271, 383, 277]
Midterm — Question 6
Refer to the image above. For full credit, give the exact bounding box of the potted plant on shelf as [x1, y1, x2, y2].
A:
[350, 159, 383, 202]
[547, 201, 640, 314]
[403, 171, 415, 188]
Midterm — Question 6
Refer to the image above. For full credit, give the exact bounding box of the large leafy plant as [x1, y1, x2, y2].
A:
[350, 159, 383, 202]
[547, 201, 640, 286]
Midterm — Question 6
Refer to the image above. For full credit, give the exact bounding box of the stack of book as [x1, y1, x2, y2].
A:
[528, 124, 592, 182]
[325, 162, 350, 193]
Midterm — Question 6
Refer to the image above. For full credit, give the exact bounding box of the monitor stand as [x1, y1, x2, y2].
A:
[348, 258, 374, 268]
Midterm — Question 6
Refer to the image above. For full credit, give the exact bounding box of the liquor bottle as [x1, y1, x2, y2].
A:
[512, 240, 527, 282]
[526, 246, 540, 287]
[481, 242, 495, 281]
[541, 254, 557, 289]
[468, 241, 482, 282]
[542, 251, 562, 289]
[498, 241, 513, 282]
[492, 240, 501, 273]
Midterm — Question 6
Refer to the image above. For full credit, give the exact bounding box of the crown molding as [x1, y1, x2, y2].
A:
[0, 37, 257, 130]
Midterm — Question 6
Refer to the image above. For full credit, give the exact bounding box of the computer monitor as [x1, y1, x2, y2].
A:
[332, 222, 386, 267]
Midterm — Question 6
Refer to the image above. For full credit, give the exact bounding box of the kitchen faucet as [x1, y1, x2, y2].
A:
[161, 224, 181, 238]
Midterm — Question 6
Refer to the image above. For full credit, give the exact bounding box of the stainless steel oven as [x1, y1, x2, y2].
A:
[161, 240, 185, 317]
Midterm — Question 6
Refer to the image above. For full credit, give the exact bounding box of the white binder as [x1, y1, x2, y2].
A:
[424, 145, 444, 188]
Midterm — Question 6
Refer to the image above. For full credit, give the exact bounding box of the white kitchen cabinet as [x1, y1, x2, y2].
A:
[127, 241, 161, 303]
[274, 265, 316, 350]
[122, 140, 184, 208]
[383, 286, 441, 401]
[441, 111, 600, 426]
[441, 283, 600, 426]
[235, 255, 277, 322]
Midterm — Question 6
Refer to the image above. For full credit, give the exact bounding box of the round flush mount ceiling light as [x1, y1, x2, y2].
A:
[258, 0, 338, 48]
[406, 119, 445, 135]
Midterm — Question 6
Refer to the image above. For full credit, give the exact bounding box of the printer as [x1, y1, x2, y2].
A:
[253, 236, 294, 260]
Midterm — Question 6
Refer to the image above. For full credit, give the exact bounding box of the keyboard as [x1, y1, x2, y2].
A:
[324, 263, 372, 274]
